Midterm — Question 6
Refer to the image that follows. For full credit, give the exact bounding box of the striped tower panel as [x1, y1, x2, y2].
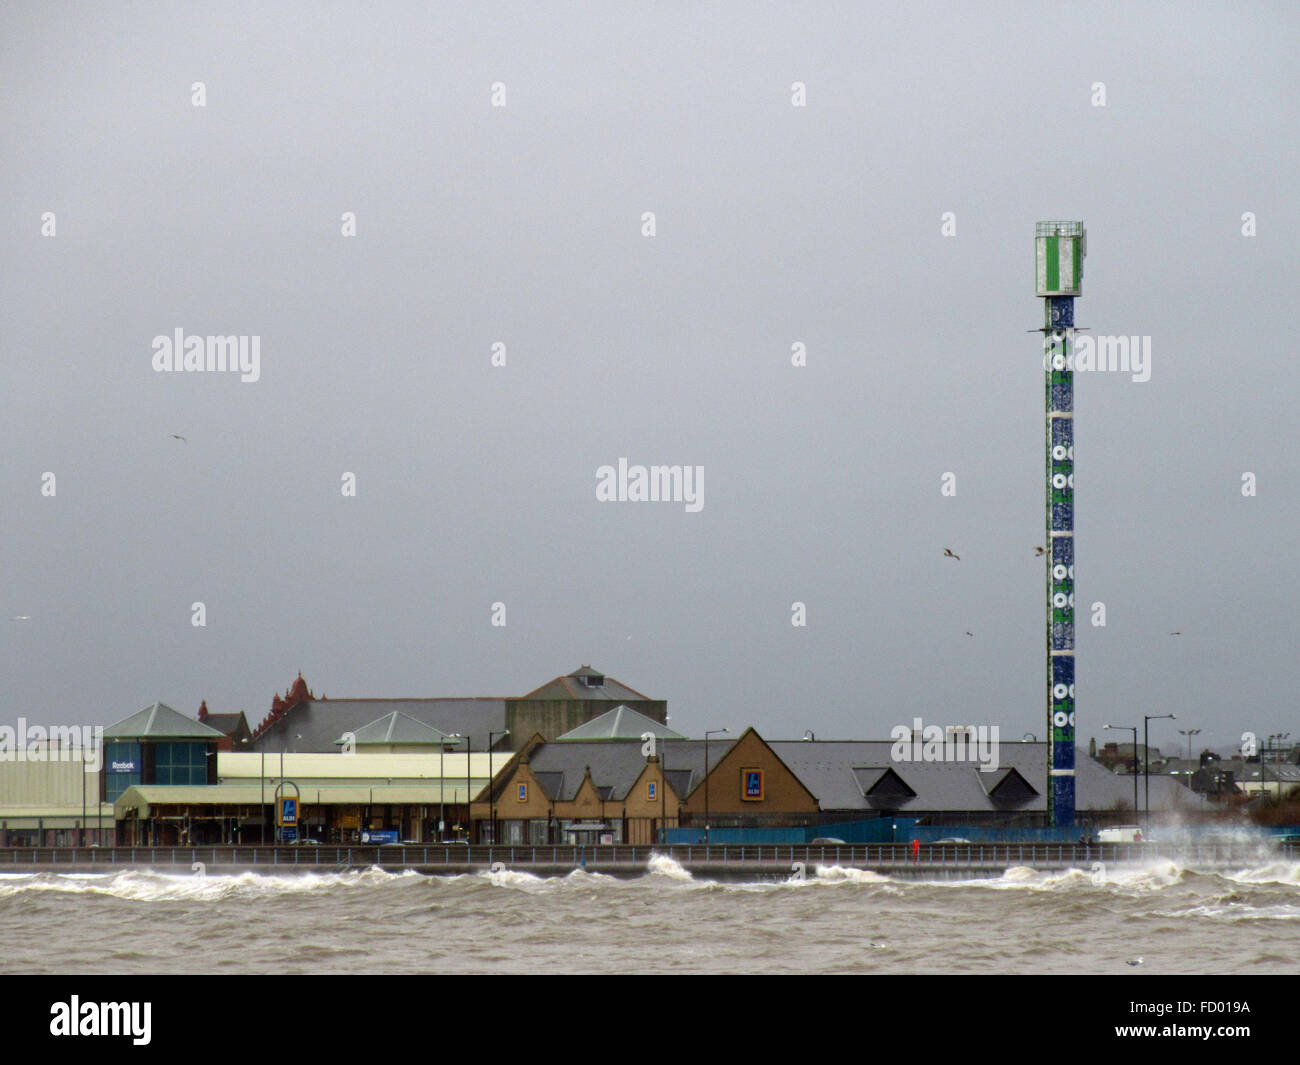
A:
[1046, 296, 1076, 827]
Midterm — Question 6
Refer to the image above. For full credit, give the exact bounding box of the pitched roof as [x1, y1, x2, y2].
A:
[556, 705, 685, 741]
[525, 738, 733, 802]
[768, 741, 1188, 813]
[344, 711, 454, 747]
[201, 713, 248, 737]
[516, 666, 653, 703]
[250, 698, 507, 753]
[105, 702, 224, 740]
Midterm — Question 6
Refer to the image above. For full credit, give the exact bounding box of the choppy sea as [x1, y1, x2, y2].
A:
[2, 854, 1297, 974]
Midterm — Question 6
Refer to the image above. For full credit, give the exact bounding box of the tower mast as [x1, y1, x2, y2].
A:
[1035, 221, 1084, 828]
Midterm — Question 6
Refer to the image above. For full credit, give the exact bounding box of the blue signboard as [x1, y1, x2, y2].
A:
[280, 827, 297, 843]
[279, 797, 298, 826]
[361, 830, 399, 845]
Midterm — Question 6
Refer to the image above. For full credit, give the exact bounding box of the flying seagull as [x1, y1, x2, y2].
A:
[1169, 631, 1181, 636]
[11, 616, 31, 621]
[1034, 546, 1046, 557]
[965, 631, 973, 637]
[943, 548, 960, 560]
[169, 434, 187, 444]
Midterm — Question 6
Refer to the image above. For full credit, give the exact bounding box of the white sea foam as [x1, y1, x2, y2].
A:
[482, 867, 546, 890]
[1223, 861, 1300, 886]
[0, 866, 416, 901]
[646, 853, 693, 881]
[812, 865, 890, 884]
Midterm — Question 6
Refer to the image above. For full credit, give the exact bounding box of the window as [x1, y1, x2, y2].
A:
[153, 742, 208, 786]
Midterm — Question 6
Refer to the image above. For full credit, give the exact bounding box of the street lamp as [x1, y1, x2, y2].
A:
[241, 738, 266, 844]
[464, 734, 472, 842]
[1143, 714, 1176, 823]
[438, 732, 461, 842]
[1278, 734, 1292, 800]
[661, 716, 671, 847]
[1104, 724, 1139, 817]
[1178, 728, 1202, 764]
[487, 730, 510, 844]
[704, 728, 729, 846]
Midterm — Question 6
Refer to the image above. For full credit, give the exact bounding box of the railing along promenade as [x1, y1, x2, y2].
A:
[0, 840, 1290, 876]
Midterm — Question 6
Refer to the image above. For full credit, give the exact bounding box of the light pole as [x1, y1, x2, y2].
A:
[1265, 733, 1291, 801]
[487, 730, 510, 844]
[1179, 728, 1202, 793]
[660, 716, 670, 847]
[439, 733, 461, 842]
[1278, 734, 1290, 801]
[464, 735, 472, 842]
[1104, 724, 1139, 817]
[1144, 714, 1176, 823]
[704, 728, 729, 846]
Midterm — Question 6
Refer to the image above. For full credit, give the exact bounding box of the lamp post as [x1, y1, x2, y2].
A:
[1143, 714, 1176, 823]
[704, 728, 729, 846]
[439, 733, 461, 842]
[1104, 724, 1139, 817]
[487, 730, 510, 844]
[1277, 734, 1290, 800]
[661, 716, 671, 847]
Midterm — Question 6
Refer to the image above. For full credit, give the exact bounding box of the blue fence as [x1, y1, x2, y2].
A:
[665, 821, 1300, 845]
[664, 819, 918, 845]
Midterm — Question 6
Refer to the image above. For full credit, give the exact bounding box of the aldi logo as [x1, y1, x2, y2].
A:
[742, 768, 764, 801]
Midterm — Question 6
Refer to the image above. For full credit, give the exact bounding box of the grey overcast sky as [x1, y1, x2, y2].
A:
[2, 2, 1296, 751]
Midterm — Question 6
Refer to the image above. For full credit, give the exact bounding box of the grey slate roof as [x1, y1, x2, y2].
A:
[202, 713, 248, 736]
[251, 698, 507, 753]
[343, 711, 454, 747]
[768, 741, 1189, 814]
[105, 702, 225, 740]
[516, 666, 654, 703]
[525, 738, 734, 802]
[556, 705, 685, 741]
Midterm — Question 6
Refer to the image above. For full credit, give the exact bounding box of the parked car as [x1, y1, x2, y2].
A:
[1097, 826, 1144, 843]
[809, 837, 847, 845]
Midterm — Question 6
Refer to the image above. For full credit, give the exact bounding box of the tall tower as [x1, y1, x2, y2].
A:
[1035, 221, 1084, 828]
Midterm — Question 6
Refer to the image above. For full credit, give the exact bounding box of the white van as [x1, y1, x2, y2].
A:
[1097, 826, 1144, 843]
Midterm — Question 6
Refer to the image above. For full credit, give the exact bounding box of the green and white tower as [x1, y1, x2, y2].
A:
[1035, 221, 1084, 828]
